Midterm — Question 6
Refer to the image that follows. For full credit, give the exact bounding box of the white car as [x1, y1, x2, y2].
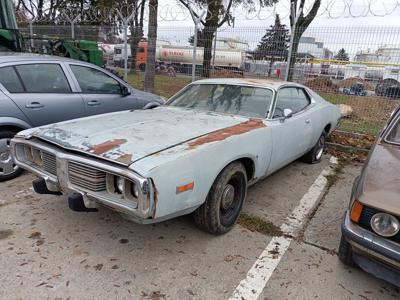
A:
[11, 79, 341, 234]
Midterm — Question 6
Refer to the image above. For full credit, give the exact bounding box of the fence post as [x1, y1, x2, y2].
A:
[117, 10, 135, 82]
[63, 13, 81, 40]
[188, 8, 206, 82]
[28, 18, 36, 50]
[212, 27, 217, 71]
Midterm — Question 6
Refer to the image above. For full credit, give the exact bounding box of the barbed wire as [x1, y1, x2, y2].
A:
[15, 0, 400, 25]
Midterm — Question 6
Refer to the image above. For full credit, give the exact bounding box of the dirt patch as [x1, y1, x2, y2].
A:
[305, 77, 339, 93]
[210, 70, 243, 78]
[0, 229, 13, 240]
[238, 213, 283, 236]
[337, 77, 374, 91]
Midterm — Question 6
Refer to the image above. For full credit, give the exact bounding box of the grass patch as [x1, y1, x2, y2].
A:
[238, 213, 283, 236]
[127, 73, 189, 99]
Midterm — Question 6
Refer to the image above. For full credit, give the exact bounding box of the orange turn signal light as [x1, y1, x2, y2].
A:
[350, 200, 363, 223]
[176, 182, 194, 194]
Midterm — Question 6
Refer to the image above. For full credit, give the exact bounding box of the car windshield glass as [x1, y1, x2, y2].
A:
[386, 117, 400, 144]
[167, 84, 273, 118]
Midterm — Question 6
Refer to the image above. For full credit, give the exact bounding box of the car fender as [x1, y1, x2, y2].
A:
[0, 117, 31, 132]
[143, 102, 160, 110]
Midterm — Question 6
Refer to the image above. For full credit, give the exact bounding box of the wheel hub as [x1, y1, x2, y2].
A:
[221, 184, 235, 210]
[0, 138, 17, 176]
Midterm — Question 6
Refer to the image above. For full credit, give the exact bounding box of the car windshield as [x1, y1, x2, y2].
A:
[386, 116, 400, 144]
[167, 84, 273, 118]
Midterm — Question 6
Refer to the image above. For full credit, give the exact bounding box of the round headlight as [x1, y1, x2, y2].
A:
[370, 213, 400, 237]
[114, 177, 124, 194]
[130, 181, 139, 198]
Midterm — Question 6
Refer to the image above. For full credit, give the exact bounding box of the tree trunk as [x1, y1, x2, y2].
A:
[268, 57, 275, 77]
[287, 28, 304, 81]
[129, 26, 143, 73]
[144, 0, 158, 93]
[201, 0, 219, 78]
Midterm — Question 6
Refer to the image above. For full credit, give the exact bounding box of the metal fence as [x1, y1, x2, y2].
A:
[15, 8, 400, 143]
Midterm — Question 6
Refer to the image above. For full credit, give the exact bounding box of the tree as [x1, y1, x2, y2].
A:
[179, 0, 278, 78]
[287, 0, 321, 81]
[129, 0, 146, 73]
[144, 0, 157, 93]
[188, 29, 205, 47]
[254, 14, 289, 77]
[334, 48, 349, 61]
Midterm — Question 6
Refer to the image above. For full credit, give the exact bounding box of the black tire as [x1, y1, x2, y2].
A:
[194, 162, 247, 235]
[0, 129, 23, 182]
[301, 131, 326, 164]
[338, 235, 354, 267]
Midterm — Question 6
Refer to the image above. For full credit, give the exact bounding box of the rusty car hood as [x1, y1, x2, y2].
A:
[27, 107, 253, 166]
[360, 143, 400, 215]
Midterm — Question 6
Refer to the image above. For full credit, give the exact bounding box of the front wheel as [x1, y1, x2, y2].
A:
[194, 162, 247, 235]
[301, 131, 326, 164]
[0, 129, 23, 182]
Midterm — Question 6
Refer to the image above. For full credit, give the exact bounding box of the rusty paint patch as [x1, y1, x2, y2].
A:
[88, 139, 127, 155]
[187, 118, 265, 149]
[116, 153, 133, 165]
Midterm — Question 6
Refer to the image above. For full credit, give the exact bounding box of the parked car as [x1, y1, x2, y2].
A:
[339, 107, 400, 287]
[0, 53, 163, 181]
[343, 83, 368, 96]
[11, 79, 341, 234]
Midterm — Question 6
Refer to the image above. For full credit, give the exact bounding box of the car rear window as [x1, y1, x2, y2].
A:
[0, 66, 24, 93]
[15, 64, 71, 93]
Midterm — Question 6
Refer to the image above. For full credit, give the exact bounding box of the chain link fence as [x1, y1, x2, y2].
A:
[15, 5, 400, 149]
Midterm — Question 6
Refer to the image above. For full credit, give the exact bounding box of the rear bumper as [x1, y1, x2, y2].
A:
[342, 211, 400, 286]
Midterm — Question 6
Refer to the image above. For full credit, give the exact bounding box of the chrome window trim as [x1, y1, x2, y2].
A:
[383, 113, 400, 146]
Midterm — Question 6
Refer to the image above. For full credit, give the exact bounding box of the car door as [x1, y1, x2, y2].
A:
[68, 64, 142, 115]
[266, 86, 313, 174]
[4, 62, 86, 127]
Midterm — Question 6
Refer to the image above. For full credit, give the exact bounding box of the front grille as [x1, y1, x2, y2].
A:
[42, 152, 57, 175]
[359, 206, 400, 243]
[68, 162, 106, 192]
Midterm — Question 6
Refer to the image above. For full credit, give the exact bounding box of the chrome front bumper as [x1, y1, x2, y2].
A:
[11, 138, 156, 223]
[342, 211, 400, 270]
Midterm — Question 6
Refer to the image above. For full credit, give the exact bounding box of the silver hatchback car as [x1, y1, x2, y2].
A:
[0, 53, 163, 181]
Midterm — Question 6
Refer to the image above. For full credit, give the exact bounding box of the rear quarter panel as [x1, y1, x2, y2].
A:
[131, 125, 273, 219]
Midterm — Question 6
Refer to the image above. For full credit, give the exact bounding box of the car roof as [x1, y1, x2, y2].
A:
[0, 52, 92, 65]
[193, 78, 303, 91]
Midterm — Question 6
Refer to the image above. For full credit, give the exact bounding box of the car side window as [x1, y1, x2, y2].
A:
[70, 65, 121, 94]
[0, 66, 24, 93]
[15, 64, 71, 93]
[273, 87, 310, 118]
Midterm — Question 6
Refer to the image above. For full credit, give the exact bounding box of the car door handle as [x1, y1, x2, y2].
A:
[25, 102, 44, 109]
[305, 119, 311, 124]
[87, 100, 101, 106]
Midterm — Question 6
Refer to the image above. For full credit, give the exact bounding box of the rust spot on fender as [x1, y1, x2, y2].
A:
[187, 118, 265, 149]
[88, 139, 127, 155]
[116, 153, 133, 165]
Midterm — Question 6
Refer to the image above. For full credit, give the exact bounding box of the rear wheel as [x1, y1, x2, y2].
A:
[338, 235, 355, 267]
[302, 131, 326, 164]
[194, 162, 247, 235]
[0, 129, 23, 182]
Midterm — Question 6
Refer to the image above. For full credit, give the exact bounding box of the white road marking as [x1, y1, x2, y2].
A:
[230, 167, 333, 300]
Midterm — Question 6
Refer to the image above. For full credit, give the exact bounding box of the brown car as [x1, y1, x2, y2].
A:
[340, 107, 400, 287]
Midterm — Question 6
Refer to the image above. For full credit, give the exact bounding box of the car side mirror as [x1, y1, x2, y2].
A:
[283, 108, 293, 119]
[121, 86, 131, 97]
